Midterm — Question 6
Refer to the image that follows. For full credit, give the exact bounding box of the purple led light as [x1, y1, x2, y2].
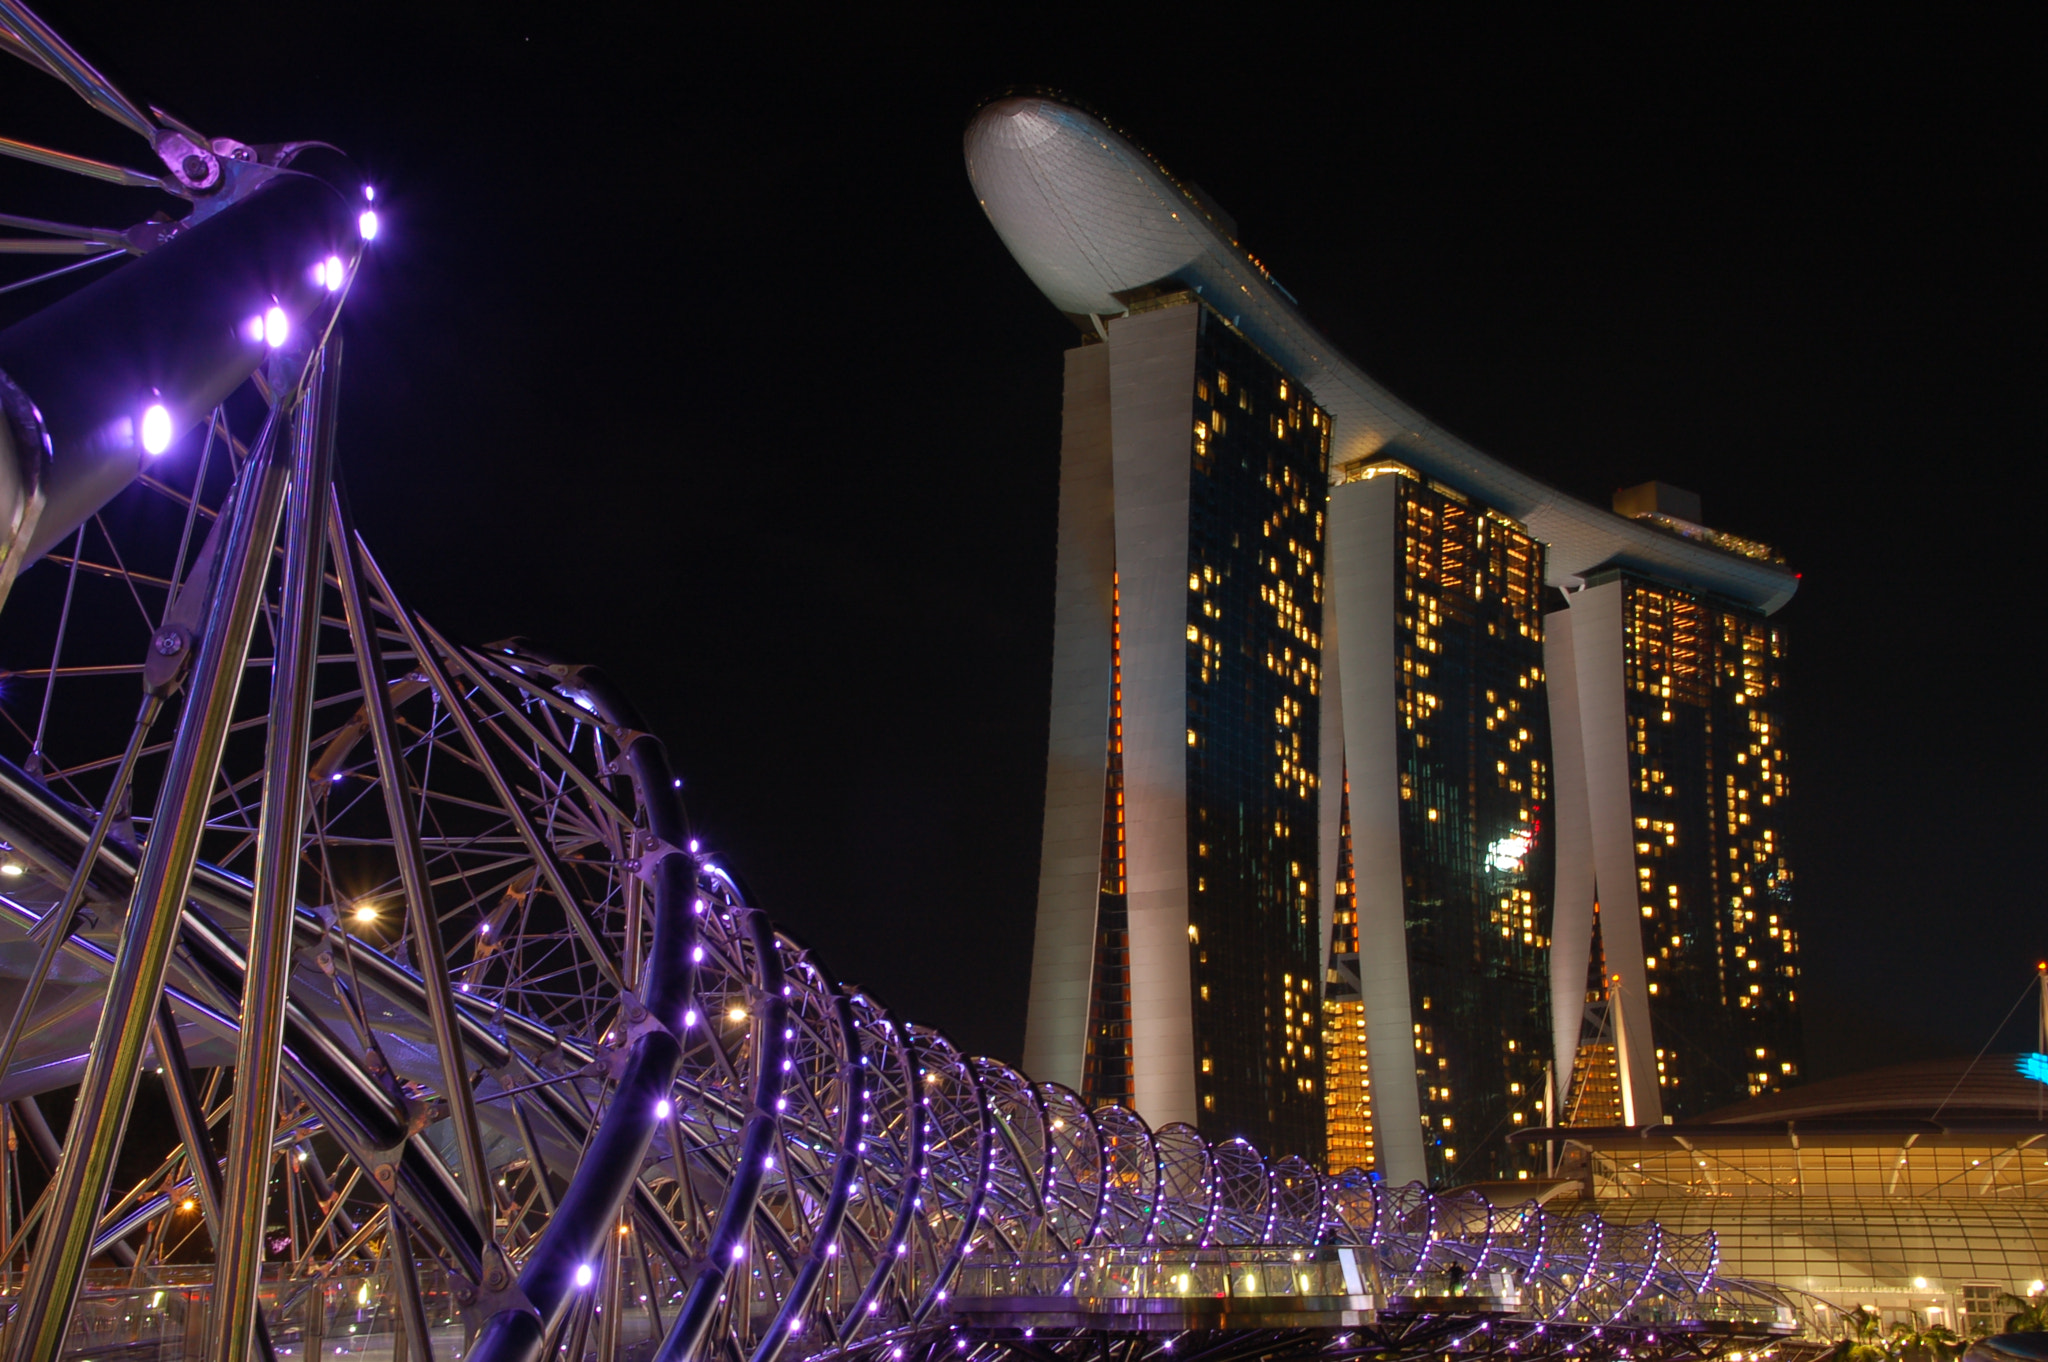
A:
[325, 255, 344, 291]
[573, 1263, 593, 1288]
[263, 306, 288, 348]
[140, 404, 173, 456]
[358, 210, 380, 241]
[655, 1098, 671, 1119]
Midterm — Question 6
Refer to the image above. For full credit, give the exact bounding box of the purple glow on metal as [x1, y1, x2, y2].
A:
[140, 404, 173, 456]
[358, 209, 379, 241]
[263, 306, 288, 348]
[245, 315, 265, 343]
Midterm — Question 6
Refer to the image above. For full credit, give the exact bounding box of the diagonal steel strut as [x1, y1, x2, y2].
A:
[0, 396, 292, 1362]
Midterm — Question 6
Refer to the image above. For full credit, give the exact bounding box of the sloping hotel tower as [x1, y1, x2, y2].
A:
[968, 97, 1803, 1184]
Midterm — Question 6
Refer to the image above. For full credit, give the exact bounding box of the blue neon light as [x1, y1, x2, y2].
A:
[2017, 1053, 2048, 1084]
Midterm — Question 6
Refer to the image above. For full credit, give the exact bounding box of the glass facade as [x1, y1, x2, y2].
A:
[1392, 471, 1553, 1183]
[1559, 1136, 2048, 1319]
[1599, 569, 1802, 1116]
[1183, 303, 1329, 1160]
[1323, 772, 1376, 1173]
[1322, 463, 1555, 1183]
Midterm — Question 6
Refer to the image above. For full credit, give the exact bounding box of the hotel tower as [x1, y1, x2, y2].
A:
[968, 96, 1803, 1182]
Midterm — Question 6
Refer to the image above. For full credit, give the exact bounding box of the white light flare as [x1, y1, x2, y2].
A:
[325, 255, 344, 291]
[655, 1098, 671, 1119]
[573, 1263, 593, 1288]
[140, 404, 173, 456]
[263, 306, 289, 348]
[358, 209, 379, 241]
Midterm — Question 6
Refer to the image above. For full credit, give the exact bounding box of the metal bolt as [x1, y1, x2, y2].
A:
[181, 154, 209, 183]
[153, 630, 184, 657]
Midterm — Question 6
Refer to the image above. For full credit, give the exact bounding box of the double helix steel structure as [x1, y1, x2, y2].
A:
[0, 8, 1800, 1359]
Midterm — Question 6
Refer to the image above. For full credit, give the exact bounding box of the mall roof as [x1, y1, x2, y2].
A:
[965, 95, 1800, 614]
[1520, 1056, 2048, 1148]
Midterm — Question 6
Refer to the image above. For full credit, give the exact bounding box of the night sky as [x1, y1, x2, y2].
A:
[2, 9, 2037, 1081]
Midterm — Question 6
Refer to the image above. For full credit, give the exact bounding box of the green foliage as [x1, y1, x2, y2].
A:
[1829, 1307, 1969, 1362]
[2002, 1293, 2048, 1334]
[1889, 1320, 1965, 1361]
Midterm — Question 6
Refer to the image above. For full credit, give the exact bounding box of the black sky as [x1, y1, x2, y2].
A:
[2, 7, 2040, 1079]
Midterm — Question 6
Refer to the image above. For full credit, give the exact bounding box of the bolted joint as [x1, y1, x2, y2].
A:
[143, 626, 198, 696]
[154, 131, 220, 192]
[595, 990, 677, 1081]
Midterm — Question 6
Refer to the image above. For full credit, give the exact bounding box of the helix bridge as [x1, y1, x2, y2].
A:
[0, 6, 1805, 1359]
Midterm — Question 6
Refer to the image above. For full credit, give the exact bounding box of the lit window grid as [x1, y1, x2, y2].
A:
[1619, 576, 1801, 1116]
[1386, 475, 1553, 1183]
[1185, 309, 1329, 1157]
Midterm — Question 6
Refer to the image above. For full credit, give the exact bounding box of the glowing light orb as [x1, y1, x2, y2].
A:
[141, 403, 173, 455]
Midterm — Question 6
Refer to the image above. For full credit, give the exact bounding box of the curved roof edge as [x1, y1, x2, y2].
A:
[965, 95, 1798, 615]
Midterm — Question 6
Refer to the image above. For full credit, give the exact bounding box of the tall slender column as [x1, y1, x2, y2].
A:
[210, 340, 338, 1360]
[1106, 304, 1199, 1131]
[1328, 472, 1426, 1186]
[1544, 606, 1597, 1106]
[1565, 580, 1662, 1124]
[1021, 342, 1115, 1092]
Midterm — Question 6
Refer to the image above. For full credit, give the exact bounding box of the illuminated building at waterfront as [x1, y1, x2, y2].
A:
[967, 95, 1801, 1177]
[1523, 1058, 2048, 1327]
[1014, 287, 1333, 1159]
[1547, 488, 1804, 1124]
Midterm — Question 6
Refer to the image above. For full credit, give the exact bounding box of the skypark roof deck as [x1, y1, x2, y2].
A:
[965, 95, 1799, 613]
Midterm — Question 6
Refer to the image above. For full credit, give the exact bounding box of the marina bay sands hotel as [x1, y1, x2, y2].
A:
[967, 96, 1803, 1186]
